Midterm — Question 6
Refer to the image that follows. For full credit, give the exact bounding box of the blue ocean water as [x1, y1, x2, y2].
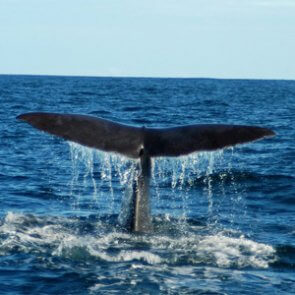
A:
[0, 75, 294, 294]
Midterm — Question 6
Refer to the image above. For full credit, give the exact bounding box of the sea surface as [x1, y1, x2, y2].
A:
[0, 75, 294, 294]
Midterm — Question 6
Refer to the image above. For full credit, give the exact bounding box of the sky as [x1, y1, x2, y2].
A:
[0, 0, 294, 79]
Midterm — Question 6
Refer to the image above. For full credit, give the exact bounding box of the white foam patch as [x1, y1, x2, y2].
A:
[147, 232, 276, 269]
[88, 279, 126, 293]
[0, 212, 161, 265]
[0, 212, 276, 269]
[197, 234, 276, 268]
[0, 212, 71, 255]
[90, 250, 162, 264]
[52, 232, 162, 264]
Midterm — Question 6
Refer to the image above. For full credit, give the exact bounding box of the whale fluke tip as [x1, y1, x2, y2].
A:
[17, 113, 26, 120]
[17, 112, 43, 123]
[265, 128, 276, 137]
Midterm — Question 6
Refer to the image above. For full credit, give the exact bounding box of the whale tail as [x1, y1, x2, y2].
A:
[17, 112, 275, 158]
[17, 112, 275, 232]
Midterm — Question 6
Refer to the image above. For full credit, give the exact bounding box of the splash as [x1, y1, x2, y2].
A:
[0, 212, 276, 269]
[67, 142, 247, 229]
[151, 150, 238, 225]
[68, 142, 137, 214]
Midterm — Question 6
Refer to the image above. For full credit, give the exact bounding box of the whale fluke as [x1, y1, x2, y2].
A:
[17, 112, 275, 232]
[145, 124, 274, 157]
[17, 112, 143, 158]
[17, 112, 275, 158]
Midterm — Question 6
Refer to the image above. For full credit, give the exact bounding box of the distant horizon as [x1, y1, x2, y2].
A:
[1, 72, 294, 82]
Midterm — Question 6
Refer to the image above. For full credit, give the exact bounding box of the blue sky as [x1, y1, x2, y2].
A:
[0, 0, 294, 79]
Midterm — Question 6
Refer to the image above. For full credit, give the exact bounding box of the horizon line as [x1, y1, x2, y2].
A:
[0, 72, 294, 82]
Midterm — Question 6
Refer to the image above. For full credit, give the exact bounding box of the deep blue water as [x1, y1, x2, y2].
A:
[1, 75, 295, 294]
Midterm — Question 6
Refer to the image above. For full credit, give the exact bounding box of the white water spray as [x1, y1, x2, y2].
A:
[67, 142, 246, 228]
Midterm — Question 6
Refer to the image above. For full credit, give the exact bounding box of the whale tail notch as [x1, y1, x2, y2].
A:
[17, 112, 275, 158]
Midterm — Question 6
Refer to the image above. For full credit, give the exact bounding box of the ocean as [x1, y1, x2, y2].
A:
[0, 75, 294, 294]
